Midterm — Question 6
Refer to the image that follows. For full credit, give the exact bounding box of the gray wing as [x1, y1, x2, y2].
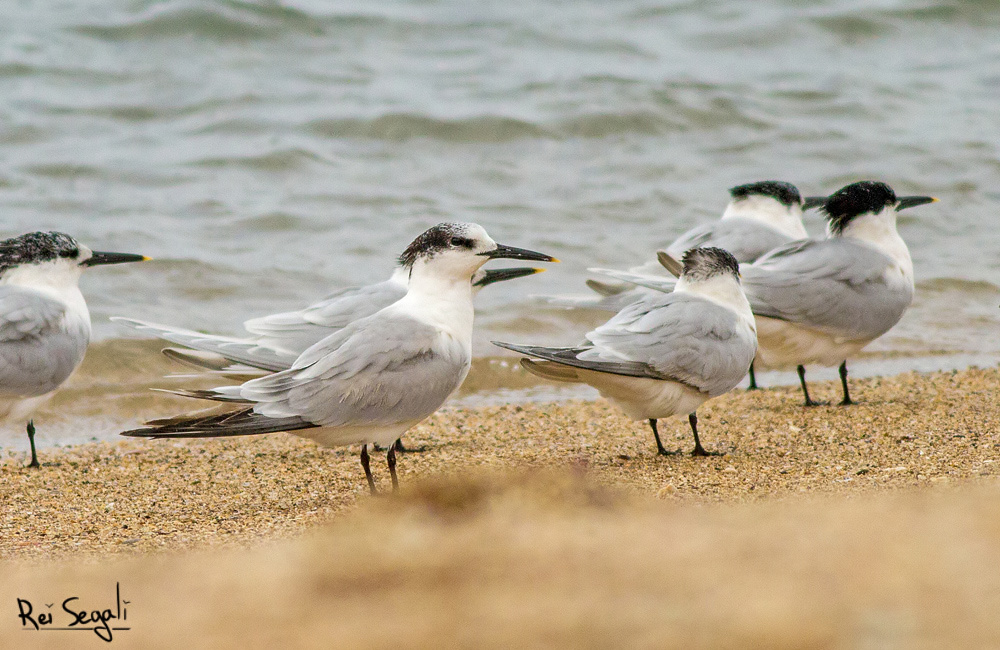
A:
[0, 286, 88, 397]
[743, 239, 913, 340]
[243, 279, 406, 353]
[537, 218, 792, 310]
[582, 293, 756, 396]
[586, 269, 677, 294]
[666, 218, 794, 263]
[499, 293, 756, 397]
[532, 291, 641, 311]
[533, 268, 670, 312]
[111, 318, 297, 372]
[239, 310, 467, 428]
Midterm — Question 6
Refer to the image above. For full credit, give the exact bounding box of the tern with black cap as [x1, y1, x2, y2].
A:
[536, 180, 816, 312]
[747, 181, 936, 405]
[586, 181, 937, 407]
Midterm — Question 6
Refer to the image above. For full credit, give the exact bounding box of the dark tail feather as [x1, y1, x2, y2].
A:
[493, 340, 668, 381]
[122, 406, 314, 439]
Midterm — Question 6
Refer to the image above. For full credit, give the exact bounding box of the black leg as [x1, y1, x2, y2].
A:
[747, 362, 759, 390]
[797, 365, 822, 407]
[386, 445, 399, 493]
[689, 412, 722, 457]
[390, 437, 427, 453]
[360, 444, 376, 495]
[649, 418, 672, 456]
[26, 420, 39, 469]
[838, 361, 854, 406]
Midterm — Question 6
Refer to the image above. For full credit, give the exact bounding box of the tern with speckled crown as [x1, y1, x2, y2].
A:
[122, 223, 557, 494]
[0, 231, 148, 467]
[113, 241, 546, 453]
[496, 247, 757, 457]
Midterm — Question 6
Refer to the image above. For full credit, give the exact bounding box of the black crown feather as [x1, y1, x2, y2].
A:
[0, 231, 81, 275]
[728, 181, 802, 207]
[821, 181, 897, 235]
[398, 223, 472, 268]
[681, 247, 741, 282]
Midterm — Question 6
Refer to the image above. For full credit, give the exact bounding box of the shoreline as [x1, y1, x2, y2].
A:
[2, 365, 999, 561]
[2, 365, 1000, 645]
[4, 336, 998, 450]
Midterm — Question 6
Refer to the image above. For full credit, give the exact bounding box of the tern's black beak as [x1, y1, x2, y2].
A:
[82, 251, 151, 267]
[481, 244, 559, 263]
[473, 267, 545, 287]
[896, 196, 938, 211]
[802, 196, 827, 210]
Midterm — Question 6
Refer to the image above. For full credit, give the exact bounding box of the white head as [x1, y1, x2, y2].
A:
[398, 223, 556, 289]
[0, 231, 147, 290]
[722, 180, 811, 239]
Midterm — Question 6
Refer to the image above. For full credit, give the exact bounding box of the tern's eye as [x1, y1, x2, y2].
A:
[450, 237, 474, 249]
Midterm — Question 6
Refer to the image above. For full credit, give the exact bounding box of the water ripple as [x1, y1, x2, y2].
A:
[306, 115, 550, 143]
[74, 0, 323, 42]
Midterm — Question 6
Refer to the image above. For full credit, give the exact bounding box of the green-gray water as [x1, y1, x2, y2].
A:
[1, 0, 999, 447]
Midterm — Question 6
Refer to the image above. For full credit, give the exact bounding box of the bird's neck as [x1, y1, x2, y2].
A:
[836, 211, 913, 279]
[398, 263, 476, 342]
[723, 197, 808, 239]
[388, 266, 409, 285]
[1, 261, 89, 315]
[676, 275, 755, 331]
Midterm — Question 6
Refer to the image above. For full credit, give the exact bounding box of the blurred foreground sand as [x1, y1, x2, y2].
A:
[2, 367, 999, 647]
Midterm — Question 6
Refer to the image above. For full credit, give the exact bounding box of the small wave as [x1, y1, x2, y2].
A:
[0, 62, 34, 78]
[305, 114, 550, 143]
[811, 14, 893, 40]
[229, 211, 311, 233]
[557, 111, 679, 137]
[189, 147, 332, 172]
[916, 277, 1000, 295]
[22, 163, 104, 179]
[878, 2, 1000, 27]
[74, 1, 323, 42]
[305, 107, 763, 142]
[0, 124, 48, 146]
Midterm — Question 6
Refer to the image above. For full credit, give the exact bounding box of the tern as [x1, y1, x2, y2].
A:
[587, 181, 936, 406]
[745, 181, 935, 405]
[121, 223, 557, 493]
[0, 232, 148, 467]
[537, 180, 818, 313]
[114, 253, 545, 453]
[496, 247, 756, 456]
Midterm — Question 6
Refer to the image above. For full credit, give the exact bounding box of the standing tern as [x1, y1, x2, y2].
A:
[745, 181, 935, 405]
[537, 180, 818, 312]
[114, 253, 545, 454]
[121, 223, 557, 494]
[495, 247, 756, 457]
[0, 232, 148, 467]
[588, 181, 936, 406]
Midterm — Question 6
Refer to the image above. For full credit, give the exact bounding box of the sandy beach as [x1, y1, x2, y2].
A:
[1, 366, 999, 646]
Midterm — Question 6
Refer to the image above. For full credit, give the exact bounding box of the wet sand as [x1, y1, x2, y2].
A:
[2, 366, 999, 646]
